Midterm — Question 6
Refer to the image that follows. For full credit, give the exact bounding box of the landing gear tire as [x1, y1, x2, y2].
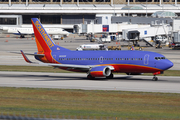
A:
[106, 73, 114, 79]
[20, 35, 25, 38]
[152, 76, 158, 81]
[87, 74, 95, 80]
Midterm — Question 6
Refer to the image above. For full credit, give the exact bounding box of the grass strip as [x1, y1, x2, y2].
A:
[0, 87, 180, 120]
[0, 65, 71, 73]
[0, 65, 180, 76]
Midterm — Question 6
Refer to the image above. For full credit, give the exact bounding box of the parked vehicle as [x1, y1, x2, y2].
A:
[108, 46, 121, 50]
[156, 36, 168, 44]
[100, 34, 111, 43]
[76, 44, 108, 51]
[52, 35, 63, 40]
[128, 46, 143, 50]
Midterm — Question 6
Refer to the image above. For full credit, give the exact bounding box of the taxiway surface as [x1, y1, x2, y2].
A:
[0, 71, 180, 93]
[0, 35, 180, 93]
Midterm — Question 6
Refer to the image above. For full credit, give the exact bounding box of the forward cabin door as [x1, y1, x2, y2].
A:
[144, 54, 149, 65]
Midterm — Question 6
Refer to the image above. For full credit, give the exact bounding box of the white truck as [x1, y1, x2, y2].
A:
[76, 44, 108, 51]
[52, 35, 63, 40]
[100, 34, 111, 43]
[156, 36, 168, 44]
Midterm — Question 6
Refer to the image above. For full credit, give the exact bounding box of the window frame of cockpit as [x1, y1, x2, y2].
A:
[155, 57, 166, 60]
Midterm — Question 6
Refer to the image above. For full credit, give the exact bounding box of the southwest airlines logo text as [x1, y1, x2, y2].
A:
[35, 21, 54, 48]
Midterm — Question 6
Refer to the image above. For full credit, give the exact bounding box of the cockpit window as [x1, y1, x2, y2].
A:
[155, 57, 166, 60]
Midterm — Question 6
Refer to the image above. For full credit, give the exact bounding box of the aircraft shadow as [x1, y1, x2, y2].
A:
[0, 73, 171, 82]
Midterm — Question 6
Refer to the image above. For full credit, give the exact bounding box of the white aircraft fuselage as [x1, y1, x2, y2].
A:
[0, 26, 69, 37]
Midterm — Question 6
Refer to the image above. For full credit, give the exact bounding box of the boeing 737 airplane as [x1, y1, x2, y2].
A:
[21, 18, 173, 81]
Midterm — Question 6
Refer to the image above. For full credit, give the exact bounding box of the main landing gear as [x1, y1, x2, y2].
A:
[20, 35, 25, 38]
[87, 74, 95, 80]
[106, 73, 114, 79]
[152, 75, 158, 81]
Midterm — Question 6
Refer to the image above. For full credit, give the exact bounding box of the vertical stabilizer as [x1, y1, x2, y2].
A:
[31, 18, 70, 53]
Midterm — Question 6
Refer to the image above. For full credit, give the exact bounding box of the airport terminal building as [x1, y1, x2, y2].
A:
[1, 0, 180, 31]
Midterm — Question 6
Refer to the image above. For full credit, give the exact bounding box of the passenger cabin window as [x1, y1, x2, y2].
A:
[59, 57, 145, 61]
[115, 58, 143, 61]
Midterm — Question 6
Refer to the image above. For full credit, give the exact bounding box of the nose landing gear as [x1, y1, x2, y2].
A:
[152, 75, 158, 81]
[152, 71, 163, 81]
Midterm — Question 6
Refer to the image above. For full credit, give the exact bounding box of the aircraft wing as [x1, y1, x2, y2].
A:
[11, 51, 44, 56]
[45, 63, 91, 72]
[20, 50, 114, 72]
[45, 63, 114, 71]
[20, 50, 91, 71]
[46, 63, 91, 69]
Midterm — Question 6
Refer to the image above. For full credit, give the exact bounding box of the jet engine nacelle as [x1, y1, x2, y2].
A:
[90, 66, 111, 77]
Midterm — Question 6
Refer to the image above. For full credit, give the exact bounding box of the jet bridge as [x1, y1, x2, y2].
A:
[122, 23, 172, 47]
[127, 30, 140, 40]
[73, 22, 150, 35]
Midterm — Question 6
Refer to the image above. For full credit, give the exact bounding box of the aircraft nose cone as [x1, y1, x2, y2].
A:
[165, 60, 174, 70]
[169, 61, 174, 68]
